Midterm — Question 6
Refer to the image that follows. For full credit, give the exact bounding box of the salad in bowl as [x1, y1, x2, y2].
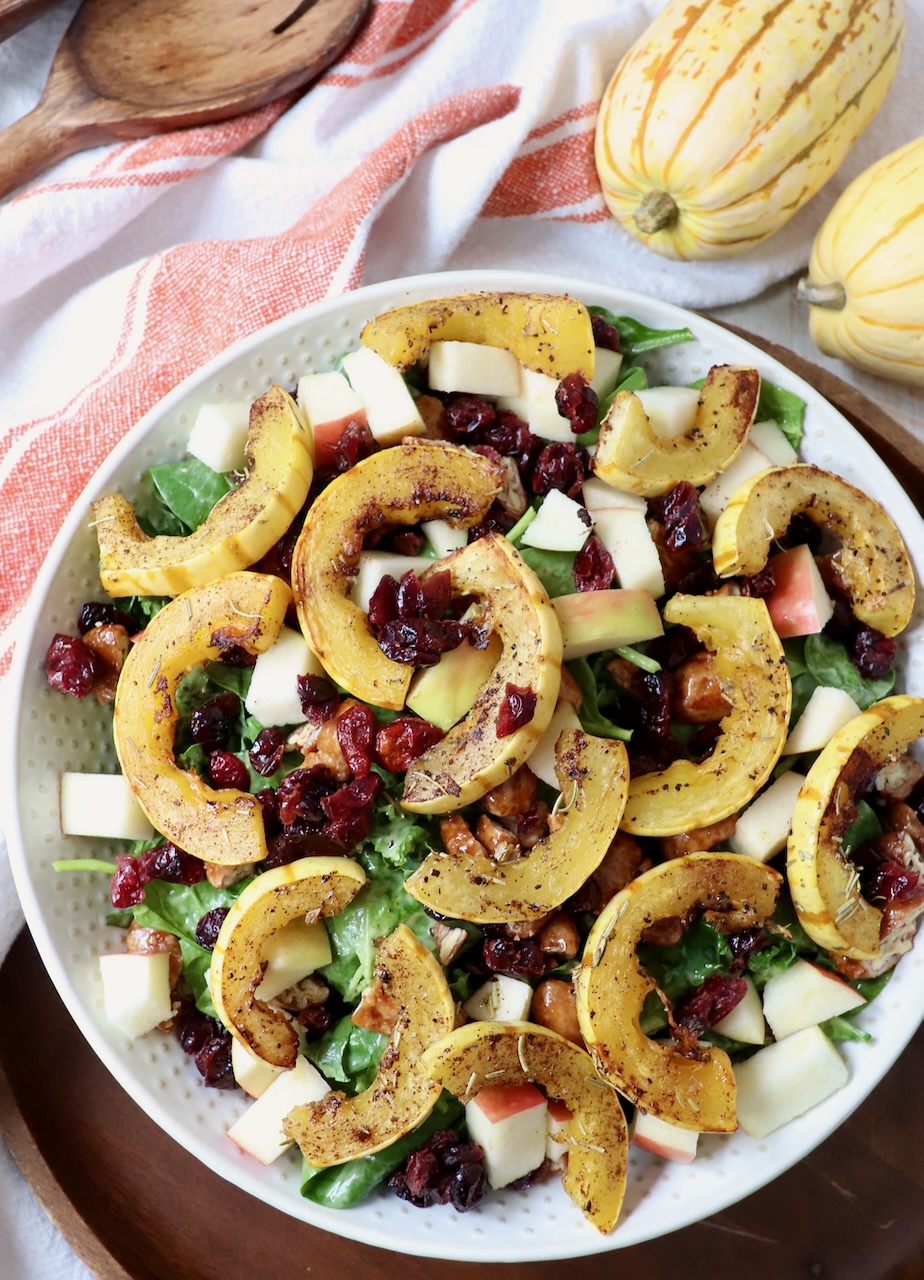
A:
[8, 272, 924, 1261]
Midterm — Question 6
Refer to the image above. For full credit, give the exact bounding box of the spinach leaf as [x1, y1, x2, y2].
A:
[149, 458, 232, 531]
[756, 381, 806, 450]
[578, 364, 650, 445]
[843, 799, 882, 855]
[637, 918, 732, 1004]
[804, 633, 895, 709]
[567, 657, 632, 741]
[305, 1014, 386, 1093]
[124, 594, 171, 622]
[588, 307, 694, 362]
[517, 546, 577, 598]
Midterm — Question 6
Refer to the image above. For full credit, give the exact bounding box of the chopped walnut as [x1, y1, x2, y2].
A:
[875, 756, 924, 801]
[126, 921, 183, 988]
[506, 916, 550, 940]
[351, 974, 400, 1035]
[271, 974, 329, 1012]
[439, 813, 487, 859]
[476, 814, 521, 863]
[430, 922, 469, 966]
[204, 860, 255, 889]
[495, 456, 528, 520]
[416, 393, 450, 439]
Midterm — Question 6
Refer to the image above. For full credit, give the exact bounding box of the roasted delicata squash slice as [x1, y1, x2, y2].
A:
[620, 594, 790, 837]
[401, 534, 562, 812]
[290, 440, 503, 711]
[423, 1021, 628, 1234]
[93, 386, 312, 597]
[404, 730, 628, 920]
[210, 856, 366, 1068]
[575, 853, 782, 1131]
[591, 365, 760, 497]
[283, 925, 455, 1163]
[712, 464, 915, 637]
[788, 695, 924, 959]
[360, 292, 595, 378]
[113, 572, 290, 865]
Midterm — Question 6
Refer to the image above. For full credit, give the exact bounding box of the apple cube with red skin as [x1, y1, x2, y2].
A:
[227, 1056, 329, 1165]
[711, 976, 766, 1045]
[552, 588, 663, 661]
[297, 371, 367, 470]
[465, 1082, 548, 1188]
[631, 1110, 699, 1163]
[761, 959, 866, 1041]
[766, 545, 834, 639]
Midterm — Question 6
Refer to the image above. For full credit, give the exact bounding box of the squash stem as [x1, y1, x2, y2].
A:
[796, 277, 846, 311]
[633, 191, 679, 235]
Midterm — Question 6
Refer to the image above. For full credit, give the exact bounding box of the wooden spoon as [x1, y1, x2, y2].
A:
[0, 0, 370, 199]
[0, 0, 63, 43]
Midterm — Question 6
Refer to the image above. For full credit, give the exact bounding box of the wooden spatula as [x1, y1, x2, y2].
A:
[0, 0, 370, 199]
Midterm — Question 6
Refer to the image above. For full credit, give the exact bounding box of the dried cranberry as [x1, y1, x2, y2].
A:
[331, 420, 377, 474]
[386, 529, 425, 556]
[368, 574, 400, 630]
[482, 935, 546, 978]
[142, 843, 205, 886]
[590, 312, 621, 352]
[778, 513, 822, 553]
[257, 787, 281, 838]
[249, 726, 287, 777]
[661, 482, 707, 553]
[442, 392, 496, 440]
[256, 509, 305, 580]
[496, 683, 537, 738]
[296, 674, 338, 725]
[78, 601, 138, 634]
[207, 749, 251, 791]
[194, 1034, 236, 1089]
[276, 766, 338, 827]
[573, 534, 615, 591]
[321, 773, 383, 846]
[388, 1129, 488, 1212]
[529, 442, 585, 499]
[195, 907, 229, 950]
[375, 716, 444, 772]
[265, 827, 345, 867]
[555, 372, 598, 435]
[110, 854, 146, 908]
[727, 927, 770, 971]
[420, 569, 452, 618]
[215, 644, 257, 668]
[852, 626, 897, 681]
[377, 617, 466, 666]
[189, 691, 241, 749]
[337, 702, 378, 777]
[482, 410, 541, 475]
[864, 858, 920, 904]
[298, 1003, 335, 1034]
[175, 1003, 214, 1057]
[646, 625, 701, 671]
[688, 722, 723, 763]
[466, 504, 517, 542]
[739, 564, 776, 599]
[675, 975, 747, 1038]
[677, 558, 722, 596]
[45, 633, 98, 697]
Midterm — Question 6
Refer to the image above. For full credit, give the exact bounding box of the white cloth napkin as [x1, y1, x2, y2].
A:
[0, 2, 921, 1275]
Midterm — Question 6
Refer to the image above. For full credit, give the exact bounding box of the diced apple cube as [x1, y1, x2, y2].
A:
[187, 400, 252, 474]
[99, 952, 173, 1039]
[465, 1082, 548, 1188]
[61, 772, 154, 841]
[462, 975, 533, 1024]
[427, 341, 522, 398]
[729, 771, 806, 862]
[580, 476, 647, 515]
[589, 348, 623, 400]
[761, 959, 866, 1041]
[520, 490, 592, 553]
[340, 346, 425, 446]
[750, 419, 798, 466]
[350, 550, 435, 614]
[421, 518, 469, 558]
[635, 386, 699, 440]
[590, 506, 665, 597]
[700, 441, 770, 527]
[783, 686, 862, 755]
[546, 1097, 573, 1166]
[232, 1037, 287, 1099]
[297, 370, 367, 469]
[498, 368, 573, 443]
[552, 588, 663, 661]
[245, 626, 325, 728]
[734, 1025, 848, 1140]
[255, 917, 332, 1002]
[711, 976, 766, 1045]
[767, 545, 834, 639]
[631, 1110, 699, 1163]
[227, 1056, 330, 1165]
[528, 700, 583, 789]
[406, 634, 502, 731]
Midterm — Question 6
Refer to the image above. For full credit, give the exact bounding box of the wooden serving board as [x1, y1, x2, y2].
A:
[3, 339, 924, 1280]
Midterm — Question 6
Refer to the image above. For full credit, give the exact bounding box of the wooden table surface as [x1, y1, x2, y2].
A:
[2, 280, 923, 1280]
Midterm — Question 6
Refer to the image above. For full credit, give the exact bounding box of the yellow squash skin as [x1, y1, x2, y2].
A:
[113, 572, 290, 865]
[401, 534, 563, 813]
[620, 594, 790, 837]
[575, 853, 783, 1131]
[712, 464, 915, 638]
[290, 440, 503, 711]
[595, 0, 904, 260]
[403, 730, 628, 921]
[360, 292, 595, 378]
[210, 857, 366, 1068]
[283, 925, 456, 1164]
[799, 136, 924, 385]
[93, 386, 312, 597]
[423, 1022, 628, 1233]
[592, 364, 760, 496]
[788, 695, 924, 958]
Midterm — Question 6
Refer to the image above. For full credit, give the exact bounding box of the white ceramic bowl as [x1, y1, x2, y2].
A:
[6, 270, 924, 1261]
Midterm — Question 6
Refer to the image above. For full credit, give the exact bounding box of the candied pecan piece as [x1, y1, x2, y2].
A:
[482, 766, 539, 818]
[127, 921, 183, 988]
[440, 814, 487, 859]
[352, 973, 400, 1035]
[593, 831, 651, 902]
[475, 814, 521, 863]
[81, 623, 130, 703]
[670, 651, 732, 724]
[659, 813, 738, 860]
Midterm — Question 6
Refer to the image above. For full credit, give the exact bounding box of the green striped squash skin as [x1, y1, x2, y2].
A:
[595, 0, 905, 261]
[802, 135, 924, 385]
